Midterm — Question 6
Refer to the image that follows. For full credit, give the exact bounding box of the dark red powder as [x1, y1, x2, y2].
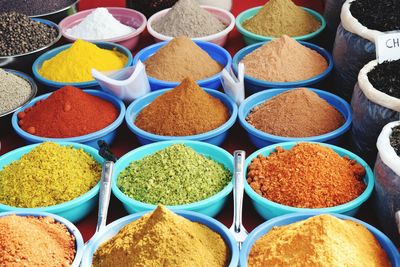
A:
[18, 86, 118, 138]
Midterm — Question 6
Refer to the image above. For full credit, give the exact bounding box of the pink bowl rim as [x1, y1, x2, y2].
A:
[147, 5, 235, 42]
[59, 7, 147, 43]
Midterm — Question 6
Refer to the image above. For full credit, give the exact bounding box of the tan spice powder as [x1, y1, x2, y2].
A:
[241, 35, 327, 82]
[246, 88, 344, 137]
[144, 36, 223, 82]
[0, 215, 76, 266]
[93, 205, 230, 267]
[247, 143, 366, 208]
[134, 77, 229, 136]
[248, 214, 391, 267]
[242, 0, 321, 37]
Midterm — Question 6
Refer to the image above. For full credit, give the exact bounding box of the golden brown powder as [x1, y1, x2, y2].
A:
[248, 214, 391, 267]
[93, 205, 230, 267]
[241, 35, 327, 82]
[144, 36, 223, 82]
[242, 0, 321, 37]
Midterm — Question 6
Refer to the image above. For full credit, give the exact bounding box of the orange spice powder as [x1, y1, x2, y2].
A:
[247, 143, 366, 208]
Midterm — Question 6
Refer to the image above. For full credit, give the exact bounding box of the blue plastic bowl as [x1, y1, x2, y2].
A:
[232, 41, 333, 95]
[0, 142, 102, 222]
[125, 88, 237, 146]
[112, 140, 233, 217]
[245, 142, 374, 220]
[236, 6, 326, 45]
[0, 211, 84, 267]
[32, 42, 133, 90]
[238, 88, 352, 148]
[11, 90, 126, 149]
[81, 209, 239, 266]
[133, 40, 232, 90]
[240, 213, 400, 267]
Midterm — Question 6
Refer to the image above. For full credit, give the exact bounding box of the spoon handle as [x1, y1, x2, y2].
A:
[96, 161, 114, 233]
[233, 150, 245, 233]
[396, 211, 400, 234]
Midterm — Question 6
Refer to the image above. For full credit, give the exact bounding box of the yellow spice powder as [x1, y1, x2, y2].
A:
[93, 205, 230, 267]
[243, 0, 321, 37]
[38, 39, 127, 83]
[248, 214, 391, 267]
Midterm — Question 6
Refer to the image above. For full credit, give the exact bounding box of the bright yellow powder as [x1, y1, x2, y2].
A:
[248, 215, 391, 267]
[38, 39, 128, 83]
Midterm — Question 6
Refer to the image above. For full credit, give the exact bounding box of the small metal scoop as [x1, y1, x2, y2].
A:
[229, 150, 248, 249]
[396, 211, 400, 235]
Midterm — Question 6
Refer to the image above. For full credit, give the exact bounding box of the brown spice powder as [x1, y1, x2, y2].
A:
[247, 143, 366, 208]
[144, 36, 223, 82]
[134, 77, 229, 136]
[241, 35, 327, 82]
[0, 215, 76, 266]
[248, 214, 391, 267]
[246, 88, 344, 137]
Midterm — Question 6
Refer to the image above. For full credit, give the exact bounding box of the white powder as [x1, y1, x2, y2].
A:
[66, 8, 134, 40]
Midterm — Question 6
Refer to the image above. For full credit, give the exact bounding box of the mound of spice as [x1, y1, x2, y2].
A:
[144, 36, 223, 82]
[0, 12, 58, 56]
[247, 143, 366, 208]
[17, 86, 118, 138]
[368, 59, 400, 98]
[241, 35, 327, 82]
[350, 0, 400, 32]
[66, 8, 134, 40]
[126, 0, 178, 18]
[152, 0, 226, 38]
[0, 142, 101, 208]
[0, 69, 32, 115]
[135, 77, 229, 136]
[93, 205, 230, 267]
[117, 144, 231, 205]
[390, 125, 400, 157]
[246, 88, 344, 137]
[0, 215, 76, 266]
[38, 39, 127, 83]
[0, 0, 75, 16]
[242, 0, 320, 37]
[248, 214, 390, 267]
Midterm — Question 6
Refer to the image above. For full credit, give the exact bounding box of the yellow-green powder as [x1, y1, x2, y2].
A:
[0, 142, 101, 208]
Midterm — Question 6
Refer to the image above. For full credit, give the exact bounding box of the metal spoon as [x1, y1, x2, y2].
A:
[395, 210, 400, 235]
[229, 150, 248, 249]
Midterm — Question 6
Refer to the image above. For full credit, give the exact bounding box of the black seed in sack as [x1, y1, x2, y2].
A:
[350, 0, 400, 32]
[126, 0, 179, 18]
[368, 59, 400, 99]
[390, 125, 400, 156]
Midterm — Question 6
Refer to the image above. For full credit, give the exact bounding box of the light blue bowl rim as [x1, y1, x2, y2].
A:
[0, 142, 102, 212]
[32, 41, 133, 88]
[0, 210, 84, 267]
[133, 40, 232, 86]
[111, 140, 234, 211]
[83, 209, 239, 266]
[238, 87, 352, 143]
[11, 89, 126, 143]
[240, 212, 400, 266]
[232, 40, 333, 87]
[236, 6, 327, 41]
[244, 141, 374, 213]
[125, 88, 238, 141]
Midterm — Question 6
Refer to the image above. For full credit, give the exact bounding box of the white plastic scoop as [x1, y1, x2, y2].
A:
[92, 60, 150, 102]
[221, 63, 245, 106]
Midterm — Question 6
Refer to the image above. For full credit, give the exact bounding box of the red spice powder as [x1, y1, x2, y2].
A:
[17, 86, 118, 138]
[247, 143, 366, 208]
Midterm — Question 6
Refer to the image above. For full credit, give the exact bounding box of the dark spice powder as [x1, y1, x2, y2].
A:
[368, 60, 400, 98]
[350, 0, 400, 32]
[135, 77, 229, 136]
[390, 125, 400, 157]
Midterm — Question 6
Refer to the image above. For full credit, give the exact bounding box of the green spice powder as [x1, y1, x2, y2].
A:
[117, 144, 232, 205]
[0, 142, 101, 208]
